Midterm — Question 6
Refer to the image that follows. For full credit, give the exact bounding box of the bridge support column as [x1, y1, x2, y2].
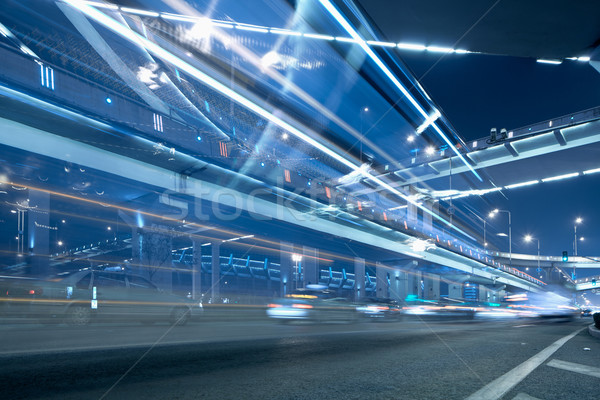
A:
[211, 242, 220, 302]
[280, 242, 293, 297]
[424, 274, 440, 300]
[354, 257, 365, 301]
[407, 270, 421, 298]
[389, 270, 405, 301]
[132, 224, 173, 291]
[302, 246, 319, 287]
[376, 262, 389, 298]
[479, 287, 492, 303]
[448, 282, 463, 299]
[388, 260, 419, 301]
[192, 240, 203, 301]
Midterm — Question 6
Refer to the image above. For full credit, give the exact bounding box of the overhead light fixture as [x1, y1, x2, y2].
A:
[583, 167, 600, 175]
[536, 59, 562, 65]
[578, 56, 590, 62]
[541, 172, 579, 182]
[504, 180, 539, 189]
[303, 33, 334, 40]
[160, 13, 197, 22]
[426, 46, 454, 53]
[366, 40, 396, 47]
[335, 36, 358, 43]
[270, 28, 301, 36]
[396, 43, 426, 51]
[236, 24, 268, 33]
[212, 21, 234, 29]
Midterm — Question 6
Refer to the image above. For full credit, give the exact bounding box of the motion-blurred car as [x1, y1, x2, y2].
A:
[267, 288, 358, 323]
[0, 270, 201, 325]
[356, 297, 403, 321]
[581, 308, 593, 317]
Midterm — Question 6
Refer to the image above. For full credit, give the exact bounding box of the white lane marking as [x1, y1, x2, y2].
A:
[512, 393, 542, 400]
[465, 327, 584, 400]
[547, 359, 600, 378]
[514, 324, 534, 328]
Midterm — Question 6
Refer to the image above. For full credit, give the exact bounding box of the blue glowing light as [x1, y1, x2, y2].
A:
[196, 136, 202, 141]
[105, 97, 112, 104]
[136, 212, 144, 228]
[260, 162, 265, 167]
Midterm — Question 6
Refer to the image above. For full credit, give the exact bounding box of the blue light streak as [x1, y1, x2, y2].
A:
[318, 0, 481, 182]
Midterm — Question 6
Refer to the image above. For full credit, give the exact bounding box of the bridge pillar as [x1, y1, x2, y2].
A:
[448, 282, 463, 299]
[376, 262, 389, 298]
[478, 287, 489, 303]
[192, 239, 203, 301]
[389, 270, 406, 301]
[407, 270, 421, 298]
[424, 274, 440, 300]
[211, 242, 220, 302]
[132, 224, 173, 291]
[280, 241, 293, 296]
[388, 260, 419, 301]
[354, 257, 365, 301]
[302, 246, 319, 287]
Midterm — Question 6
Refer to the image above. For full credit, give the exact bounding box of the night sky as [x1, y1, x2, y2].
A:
[399, 51, 600, 268]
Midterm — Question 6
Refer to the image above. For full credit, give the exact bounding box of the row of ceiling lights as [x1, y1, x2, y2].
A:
[85, 1, 590, 64]
[89, 1, 592, 64]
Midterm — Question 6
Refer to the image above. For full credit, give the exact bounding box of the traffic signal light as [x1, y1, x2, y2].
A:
[562, 251, 568, 262]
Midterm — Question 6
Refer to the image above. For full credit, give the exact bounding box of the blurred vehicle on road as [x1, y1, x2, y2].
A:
[0, 270, 201, 325]
[267, 287, 358, 323]
[356, 297, 403, 321]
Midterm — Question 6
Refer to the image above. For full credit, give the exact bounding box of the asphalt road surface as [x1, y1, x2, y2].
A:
[0, 317, 597, 399]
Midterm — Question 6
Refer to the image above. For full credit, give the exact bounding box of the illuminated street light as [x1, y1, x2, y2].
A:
[58, 241, 63, 246]
[524, 234, 541, 275]
[574, 217, 582, 256]
[489, 209, 512, 266]
[573, 217, 583, 280]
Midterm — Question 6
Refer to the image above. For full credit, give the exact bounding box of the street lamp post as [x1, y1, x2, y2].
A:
[524, 234, 541, 277]
[489, 209, 512, 266]
[483, 219, 488, 248]
[573, 217, 583, 280]
[574, 217, 582, 257]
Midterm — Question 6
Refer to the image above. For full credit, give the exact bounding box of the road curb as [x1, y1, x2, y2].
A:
[588, 324, 600, 339]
